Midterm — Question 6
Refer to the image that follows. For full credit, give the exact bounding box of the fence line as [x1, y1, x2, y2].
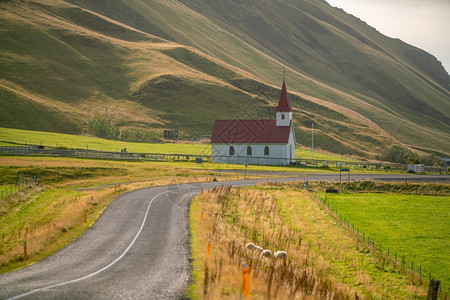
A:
[0, 174, 37, 201]
[308, 189, 446, 297]
[1, 146, 442, 174]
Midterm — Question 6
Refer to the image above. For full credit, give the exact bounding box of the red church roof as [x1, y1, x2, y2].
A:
[276, 80, 292, 112]
[211, 119, 291, 144]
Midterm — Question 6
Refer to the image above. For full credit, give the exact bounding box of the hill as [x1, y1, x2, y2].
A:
[0, 0, 449, 158]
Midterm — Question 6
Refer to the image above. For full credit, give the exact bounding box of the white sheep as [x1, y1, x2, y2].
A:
[274, 251, 287, 260]
[260, 249, 273, 258]
[246, 243, 256, 250]
[254, 245, 264, 253]
[246, 243, 264, 252]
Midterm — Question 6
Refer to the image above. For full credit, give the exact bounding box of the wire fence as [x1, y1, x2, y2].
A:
[308, 189, 447, 298]
[0, 175, 37, 202]
[0, 185, 19, 202]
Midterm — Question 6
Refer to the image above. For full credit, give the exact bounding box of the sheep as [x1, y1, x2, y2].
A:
[260, 249, 273, 258]
[246, 243, 256, 250]
[254, 245, 264, 253]
[274, 251, 287, 260]
[246, 243, 264, 252]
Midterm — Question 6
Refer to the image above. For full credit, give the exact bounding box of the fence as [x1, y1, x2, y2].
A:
[0, 146, 211, 162]
[0, 185, 19, 201]
[0, 146, 447, 174]
[0, 173, 38, 201]
[309, 189, 446, 297]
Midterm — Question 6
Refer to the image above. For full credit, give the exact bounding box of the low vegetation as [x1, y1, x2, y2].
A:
[309, 180, 450, 195]
[189, 182, 432, 299]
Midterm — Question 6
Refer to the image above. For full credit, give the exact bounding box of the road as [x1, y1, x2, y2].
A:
[0, 174, 448, 299]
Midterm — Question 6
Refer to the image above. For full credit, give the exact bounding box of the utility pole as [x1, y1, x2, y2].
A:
[312, 124, 314, 164]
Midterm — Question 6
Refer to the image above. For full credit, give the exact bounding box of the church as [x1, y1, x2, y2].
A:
[211, 80, 295, 166]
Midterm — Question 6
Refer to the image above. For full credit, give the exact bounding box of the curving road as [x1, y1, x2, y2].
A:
[0, 179, 263, 300]
[0, 174, 448, 299]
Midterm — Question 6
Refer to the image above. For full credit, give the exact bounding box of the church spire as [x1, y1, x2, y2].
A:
[276, 80, 292, 112]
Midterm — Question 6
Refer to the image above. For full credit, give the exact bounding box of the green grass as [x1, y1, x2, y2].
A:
[323, 192, 450, 294]
[0, 127, 353, 162]
[0, 127, 211, 154]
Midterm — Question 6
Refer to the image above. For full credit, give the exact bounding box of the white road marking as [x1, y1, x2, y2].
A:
[7, 189, 186, 300]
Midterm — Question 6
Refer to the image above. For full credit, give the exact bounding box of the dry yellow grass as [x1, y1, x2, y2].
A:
[189, 183, 428, 299]
[0, 184, 125, 267]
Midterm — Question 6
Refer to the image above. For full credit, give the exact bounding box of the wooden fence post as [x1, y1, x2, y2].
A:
[427, 279, 440, 300]
[23, 241, 28, 261]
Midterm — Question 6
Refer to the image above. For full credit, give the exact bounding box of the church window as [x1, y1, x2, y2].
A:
[264, 146, 270, 156]
[281, 114, 285, 120]
[247, 146, 252, 155]
[229, 146, 235, 156]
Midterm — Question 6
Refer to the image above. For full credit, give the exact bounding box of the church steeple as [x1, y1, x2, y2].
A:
[276, 80, 292, 126]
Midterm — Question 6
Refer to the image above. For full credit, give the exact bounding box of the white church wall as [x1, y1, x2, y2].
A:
[288, 126, 296, 163]
[212, 144, 291, 166]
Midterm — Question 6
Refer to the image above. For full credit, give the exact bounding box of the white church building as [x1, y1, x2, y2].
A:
[211, 80, 295, 166]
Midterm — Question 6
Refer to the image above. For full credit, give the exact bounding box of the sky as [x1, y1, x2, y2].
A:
[325, 0, 450, 74]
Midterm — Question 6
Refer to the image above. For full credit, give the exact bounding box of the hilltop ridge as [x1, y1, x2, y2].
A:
[0, 0, 448, 158]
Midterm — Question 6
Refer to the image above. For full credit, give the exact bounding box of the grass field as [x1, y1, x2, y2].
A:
[0, 127, 354, 162]
[323, 192, 450, 294]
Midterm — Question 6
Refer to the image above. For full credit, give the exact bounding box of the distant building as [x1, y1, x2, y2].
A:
[443, 158, 450, 166]
[164, 130, 179, 140]
[211, 80, 295, 165]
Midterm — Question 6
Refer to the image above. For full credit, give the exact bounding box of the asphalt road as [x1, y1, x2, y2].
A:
[0, 173, 448, 299]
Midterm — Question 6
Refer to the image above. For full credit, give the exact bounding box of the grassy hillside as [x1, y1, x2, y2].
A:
[0, 0, 448, 158]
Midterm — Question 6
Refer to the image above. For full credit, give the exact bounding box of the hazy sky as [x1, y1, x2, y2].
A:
[325, 0, 450, 74]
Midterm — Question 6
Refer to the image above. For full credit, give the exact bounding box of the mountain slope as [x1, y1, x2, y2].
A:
[0, 0, 448, 157]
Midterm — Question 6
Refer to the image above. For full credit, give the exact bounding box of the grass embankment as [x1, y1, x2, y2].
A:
[0, 156, 242, 273]
[0, 186, 118, 272]
[190, 182, 429, 299]
[312, 181, 450, 295]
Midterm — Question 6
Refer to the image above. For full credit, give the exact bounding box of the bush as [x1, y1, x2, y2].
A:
[419, 153, 444, 167]
[120, 128, 162, 143]
[381, 146, 444, 166]
[87, 114, 162, 143]
[88, 114, 119, 140]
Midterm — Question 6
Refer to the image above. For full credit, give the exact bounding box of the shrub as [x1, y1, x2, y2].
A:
[88, 114, 119, 140]
[380, 145, 442, 165]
